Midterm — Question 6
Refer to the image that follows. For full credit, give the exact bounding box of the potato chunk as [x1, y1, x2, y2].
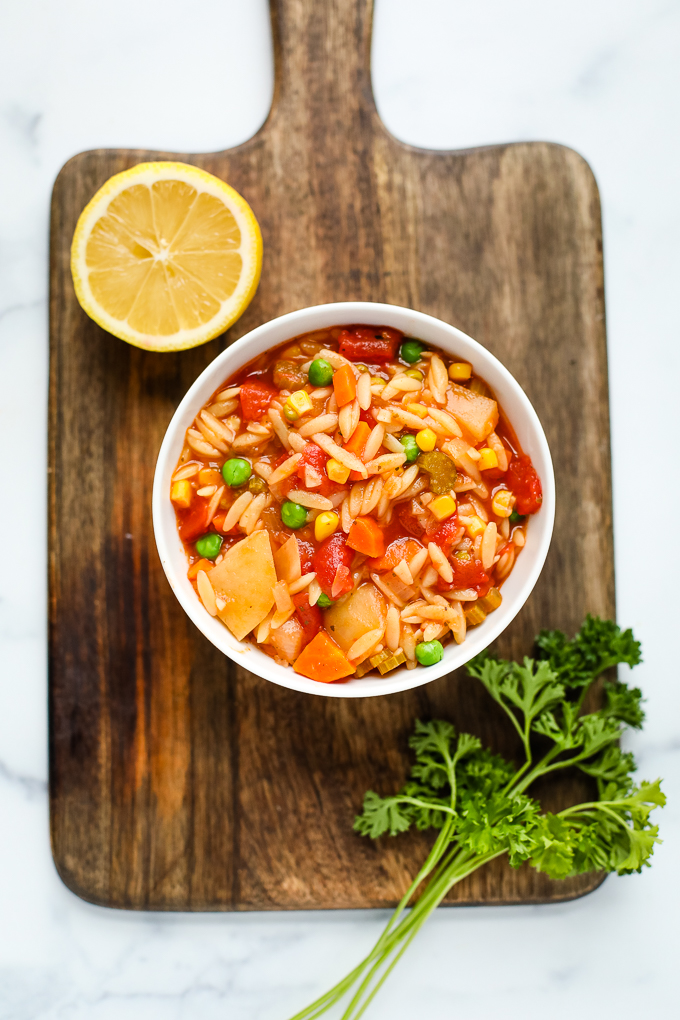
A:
[446, 383, 498, 442]
[323, 582, 387, 653]
[209, 530, 276, 640]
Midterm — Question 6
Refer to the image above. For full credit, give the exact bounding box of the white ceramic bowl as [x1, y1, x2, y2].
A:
[153, 302, 554, 698]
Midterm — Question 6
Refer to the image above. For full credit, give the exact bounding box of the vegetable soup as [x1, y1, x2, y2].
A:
[170, 325, 542, 683]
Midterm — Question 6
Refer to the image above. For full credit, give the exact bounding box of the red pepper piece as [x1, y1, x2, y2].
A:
[312, 532, 354, 597]
[506, 455, 543, 515]
[240, 376, 278, 420]
[338, 327, 401, 363]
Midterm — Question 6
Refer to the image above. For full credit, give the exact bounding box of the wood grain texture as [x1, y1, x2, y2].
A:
[49, 0, 614, 910]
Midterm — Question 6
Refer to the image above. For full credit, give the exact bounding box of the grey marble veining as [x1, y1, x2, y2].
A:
[1, 1, 678, 1017]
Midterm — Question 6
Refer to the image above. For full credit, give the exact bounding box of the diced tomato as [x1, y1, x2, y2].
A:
[178, 498, 211, 541]
[438, 554, 490, 595]
[338, 327, 401, 363]
[397, 499, 426, 538]
[331, 564, 353, 600]
[296, 538, 315, 575]
[368, 536, 422, 572]
[313, 532, 354, 598]
[292, 592, 322, 645]
[429, 515, 463, 557]
[295, 443, 339, 497]
[506, 455, 543, 515]
[240, 376, 278, 420]
[359, 406, 376, 427]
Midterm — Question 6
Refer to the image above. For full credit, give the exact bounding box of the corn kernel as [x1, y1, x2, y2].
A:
[477, 447, 499, 471]
[405, 369, 424, 381]
[315, 511, 340, 542]
[327, 458, 351, 484]
[491, 489, 515, 518]
[465, 515, 486, 539]
[287, 389, 314, 416]
[465, 603, 487, 627]
[449, 362, 472, 381]
[429, 495, 457, 521]
[171, 480, 193, 509]
[416, 427, 437, 452]
[406, 402, 429, 419]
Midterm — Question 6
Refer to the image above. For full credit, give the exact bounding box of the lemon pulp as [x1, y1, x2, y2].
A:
[71, 163, 262, 351]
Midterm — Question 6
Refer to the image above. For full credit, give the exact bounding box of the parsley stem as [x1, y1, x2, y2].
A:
[558, 800, 633, 824]
[286, 823, 458, 1020]
[340, 848, 507, 1020]
[389, 795, 457, 818]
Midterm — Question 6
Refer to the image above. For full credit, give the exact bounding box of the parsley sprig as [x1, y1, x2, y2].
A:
[288, 617, 664, 1020]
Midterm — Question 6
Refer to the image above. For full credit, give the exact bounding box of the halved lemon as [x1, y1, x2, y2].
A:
[71, 162, 262, 352]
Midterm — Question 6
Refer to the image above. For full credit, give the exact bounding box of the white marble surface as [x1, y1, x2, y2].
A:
[1, 0, 679, 1016]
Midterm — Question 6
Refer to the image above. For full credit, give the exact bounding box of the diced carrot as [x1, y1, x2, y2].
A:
[344, 420, 372, 481]
[368, 536, 422, 572]
[187, 558, 214, 580]
[347, 516, 385, 559]
[333, 364, 357, 407]
[343, 420, 371, 458]
[293, 630, 356, 683]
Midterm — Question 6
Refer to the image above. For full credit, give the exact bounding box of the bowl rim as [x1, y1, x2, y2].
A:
[152, 301, 555, 698]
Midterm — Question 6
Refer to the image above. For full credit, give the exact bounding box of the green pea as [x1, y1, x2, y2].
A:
[281, 501, 308, 529]
[400, 339, 425, 364]
[249, 476, 266, 494]
[222, 458, 252, 487]
[308, 358, 334, 387]
[405, 368, 423, 381]
[509, 509, 526, 524]
[415, 640, 444, 667]
[399, 434, 420, 463]
[317, 593, 335, 609]
[195, 533, 223, 560]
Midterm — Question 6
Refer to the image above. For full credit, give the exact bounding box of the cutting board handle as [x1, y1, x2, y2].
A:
[268, 0, 377, 128]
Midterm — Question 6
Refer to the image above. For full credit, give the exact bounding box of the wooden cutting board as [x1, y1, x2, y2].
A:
[48, 0, 614, 910]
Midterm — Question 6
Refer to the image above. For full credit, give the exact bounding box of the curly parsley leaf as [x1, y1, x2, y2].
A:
[303, 621, 664, 1020]
[353, 790, 414, 839]
[578, 743, 637, 799]
[602, 679, 645, 728]
[467, 654, 564, 755]
[535, 615, 642, 692]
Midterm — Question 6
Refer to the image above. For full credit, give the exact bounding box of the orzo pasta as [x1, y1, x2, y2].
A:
[170, 325, 542, 683]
